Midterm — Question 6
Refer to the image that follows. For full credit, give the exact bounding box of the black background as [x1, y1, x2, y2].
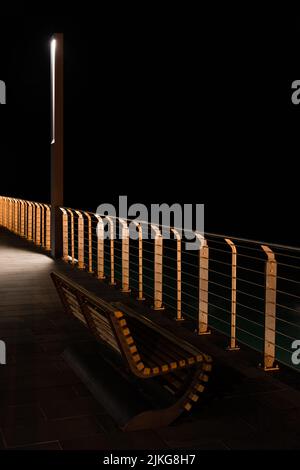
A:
[0, 11, 299, 245]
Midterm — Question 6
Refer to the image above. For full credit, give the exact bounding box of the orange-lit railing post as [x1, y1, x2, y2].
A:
[27, 202, 33, 241]
[40, 203, 45, 247]
[3, 197, 6, 226]
[198, 235, 210, 335]
[5, 198, 9, 228]
[45, 204, 51, 251]
[84, 212, 93, 273]
[101, 216, 116, 285]
[2, 197, 5, 227]
[120, 218, 131, 293]
[9, 198, 13, 231]
[24, 200, 28, 238]
[32, 202, 36, 243]
[10, 199, 13, 232]
[7, 197, 10, 229]
[14, 199, 18, 234]
[95, 215, 105, 280]
[35, 202, 41, 245]
[225, 238, 240, 350]
[0, 197, 3, 226]
[11, 199, 14, 232]
[4, 198, 7, 228]
[261, 245, 279, 371]
[61, 208, 69, 261]
[2, 198, 5, 227]
[106, 217, 116, 285]
[17, 199, 21, 235]
[152, 224, 164, 310]
[11, 198, 14, 231]
[131, 221, 144, 301]
[20, 201, 25, 237]
[3, 196, 5, 227]
[0, 197, 4, 227]
[172, 228, 183, 321]
[67, 209, 75, 263]
[75, 210, 84, 269]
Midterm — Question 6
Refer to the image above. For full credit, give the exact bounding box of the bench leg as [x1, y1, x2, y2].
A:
[122, 363, 211, 431]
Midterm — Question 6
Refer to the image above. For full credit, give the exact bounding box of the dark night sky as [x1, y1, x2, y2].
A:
[0, 12, 299, 245]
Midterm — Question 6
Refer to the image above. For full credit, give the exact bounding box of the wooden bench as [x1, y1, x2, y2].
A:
[51, 271, 213, 431]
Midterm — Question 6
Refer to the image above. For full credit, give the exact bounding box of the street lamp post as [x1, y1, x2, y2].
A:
[50, 33, 64, 258]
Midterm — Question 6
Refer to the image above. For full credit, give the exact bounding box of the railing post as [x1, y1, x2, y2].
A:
[18, 200, 22, 235]
[11, 199, 14, 232]
[0, 197, 5, 227]
[106, 216, 116, 285]
[2, 198, 4, 226]
[152, 224, 164, 310]
[131, 221, 144, 301]
[5, 198, 7, 228]
[261, 245, 279, 371]
[4, 198, 7, 227]
[198, 236, 211, 335]
[24, 200, 28, 238]
[40, 203, 45, 247]
[67, 209, 75, 263]
[44, 205, 51, 251]
[2, 197, 4, 226]
[172, 228, 183, 321]
[119, 218, 131, 293]
[61, 208, 69, 261]
[32, 202, 36, 242]
[75, 210, 84, 269]
[225, 238, 240, 350]
[95, 215, 105, 280]
[3, 197, 6, 227]
[27, 202, 33, 241]
[17, 199, 21, 234]
[10, 199, 12, 231]
[7, 197, 10, 229]
[7, 198, 10, 229]
[0, 197, 3, 226]
[20, 201, 25, 237]
[14, 199, 18, 234]
[1, 198, 4, 227]
[17, 200, 21, 235]
[35, 202, 41, 245]
[9, 198, 13, 231]
[4, 198, 8, 228]
[84, 212, 93, 273]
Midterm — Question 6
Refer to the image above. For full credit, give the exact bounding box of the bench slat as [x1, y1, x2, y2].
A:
[81, 304, 122, 355]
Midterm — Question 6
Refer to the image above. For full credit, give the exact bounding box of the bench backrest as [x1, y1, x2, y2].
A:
[51, 272, 124, 356]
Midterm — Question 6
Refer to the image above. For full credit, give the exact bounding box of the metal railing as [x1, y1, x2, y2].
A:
[0, 196, 51, 251]
[59, 207, 300, 373]
[1, 196, 300, 373]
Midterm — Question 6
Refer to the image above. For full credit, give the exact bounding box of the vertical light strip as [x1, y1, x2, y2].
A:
[51, 38, 56, 144]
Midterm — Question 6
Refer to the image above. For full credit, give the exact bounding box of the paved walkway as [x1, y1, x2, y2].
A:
[1, 227, 300, 450]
